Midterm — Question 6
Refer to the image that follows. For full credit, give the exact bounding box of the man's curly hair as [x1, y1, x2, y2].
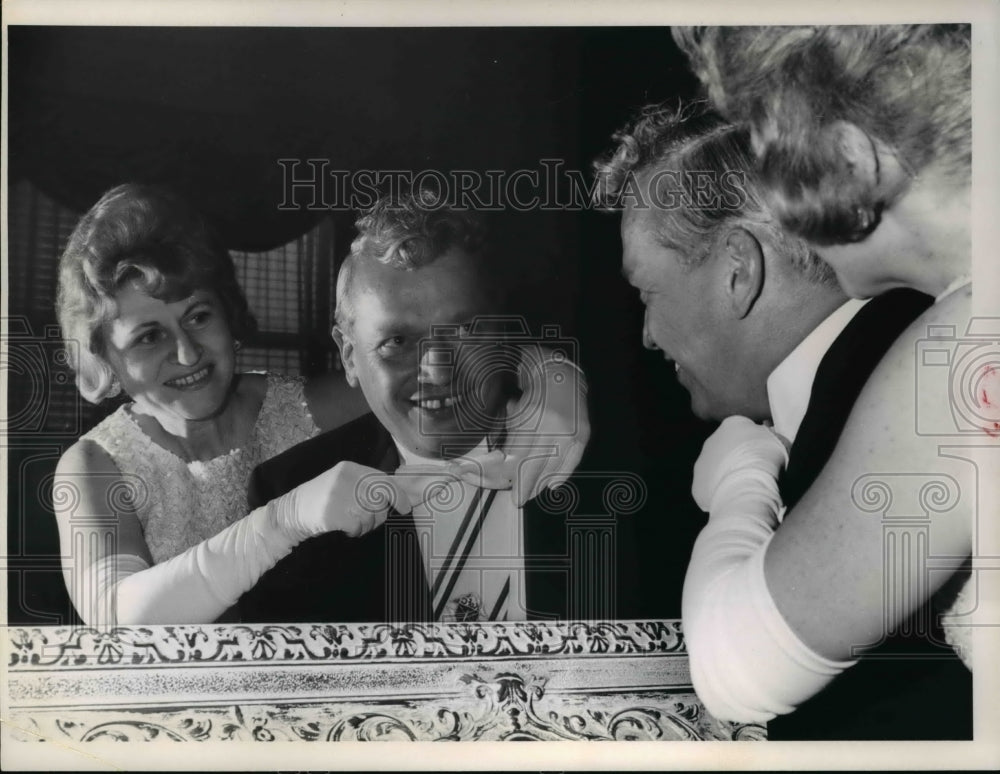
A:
[593, 100, 835, 283]
[336, 186, 495, 329]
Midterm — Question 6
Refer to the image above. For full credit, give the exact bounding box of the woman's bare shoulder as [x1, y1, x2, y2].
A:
[57, 437, 121, 477]
[764, 287, 977, 657]
[54, 438, 138, 522]
[55, 435, 151, 568]
[855, 286, 976, 431]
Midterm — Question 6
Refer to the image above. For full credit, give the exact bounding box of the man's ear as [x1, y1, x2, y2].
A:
[331, 325, 359, 388]
[722, 227, 765, 319]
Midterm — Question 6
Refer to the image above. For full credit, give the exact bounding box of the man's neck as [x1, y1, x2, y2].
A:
[760, 284, 848, 376]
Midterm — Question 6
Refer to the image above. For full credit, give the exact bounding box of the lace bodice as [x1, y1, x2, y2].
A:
[941, 575, 973, 671]
[82, 373, 320, 564]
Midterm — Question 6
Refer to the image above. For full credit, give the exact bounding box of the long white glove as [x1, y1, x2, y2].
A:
[683, 417, 855, 723]
[404, 345, 589, 506]
[78, 462, 411, 626]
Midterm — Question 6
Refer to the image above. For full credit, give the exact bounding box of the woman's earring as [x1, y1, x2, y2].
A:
[848, 203, 881, 242]
[855, 206, 873, 232]
[105, 379, 122, 399]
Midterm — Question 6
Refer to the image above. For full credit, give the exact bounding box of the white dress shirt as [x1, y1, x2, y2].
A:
[766, 299, 870, 445]
[395, 439, 527, 621]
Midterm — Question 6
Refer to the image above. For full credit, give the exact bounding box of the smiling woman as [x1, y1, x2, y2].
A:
[52, 183, 398, 626]
[103, 287, 237, 432]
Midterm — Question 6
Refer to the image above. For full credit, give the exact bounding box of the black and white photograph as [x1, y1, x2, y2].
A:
[3, 0, 999, 770]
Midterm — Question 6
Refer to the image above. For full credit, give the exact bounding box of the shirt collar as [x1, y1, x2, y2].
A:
[766, 298, 870, 445]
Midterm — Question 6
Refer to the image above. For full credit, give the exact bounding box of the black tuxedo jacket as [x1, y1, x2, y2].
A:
[239, 413, 636, 623]
[769, 289, 972, 740]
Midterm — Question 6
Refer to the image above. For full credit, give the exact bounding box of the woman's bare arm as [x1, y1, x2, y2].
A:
[55, 433, 405, 625]
[54, 440, 155, 624]
[765, 286, 981, 660]
[682, 287, 985, 721]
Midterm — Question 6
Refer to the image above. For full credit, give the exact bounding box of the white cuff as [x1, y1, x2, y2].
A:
[79, 501, 298, 626]
[685, 535, 856, 723]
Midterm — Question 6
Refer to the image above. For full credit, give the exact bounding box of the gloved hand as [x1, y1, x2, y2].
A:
[691, 416, 789, 515]
[273, 460, 413, 541]
[682, 416, 851, 723]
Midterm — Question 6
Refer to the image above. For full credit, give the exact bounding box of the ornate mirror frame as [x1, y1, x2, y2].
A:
[4, 620, 764, 744]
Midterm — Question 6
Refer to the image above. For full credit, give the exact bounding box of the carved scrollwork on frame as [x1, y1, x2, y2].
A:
[15, 707, 289, 743]
[77, 721, 188, 742]
[730, 723, 768, 741]
[6, 621, 759, 743]
[448, 671, 700, 742]
[11, 670, 763, 742]
[8, 620, 685, 668]
[327, 714, 422, 741]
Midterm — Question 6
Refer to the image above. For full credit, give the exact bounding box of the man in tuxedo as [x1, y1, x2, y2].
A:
[594, 104, 857, 452]
[240, 189, 618, 624]
[595, 103, 966, 739]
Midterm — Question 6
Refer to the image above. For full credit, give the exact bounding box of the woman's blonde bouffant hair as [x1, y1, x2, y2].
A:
[672, 25, 971, 245]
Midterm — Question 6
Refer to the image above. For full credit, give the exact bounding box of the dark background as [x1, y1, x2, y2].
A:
[6, 26, 711, 624]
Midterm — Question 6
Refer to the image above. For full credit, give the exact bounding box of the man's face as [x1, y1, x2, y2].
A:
[335, 248, 509, 459]
[621, 205, 761, 421]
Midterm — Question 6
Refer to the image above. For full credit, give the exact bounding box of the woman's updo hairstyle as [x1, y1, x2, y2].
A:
[672, 25, 971, 245]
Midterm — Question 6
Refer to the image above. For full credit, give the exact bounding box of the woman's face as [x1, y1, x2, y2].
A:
[101, 282, 237, 423]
